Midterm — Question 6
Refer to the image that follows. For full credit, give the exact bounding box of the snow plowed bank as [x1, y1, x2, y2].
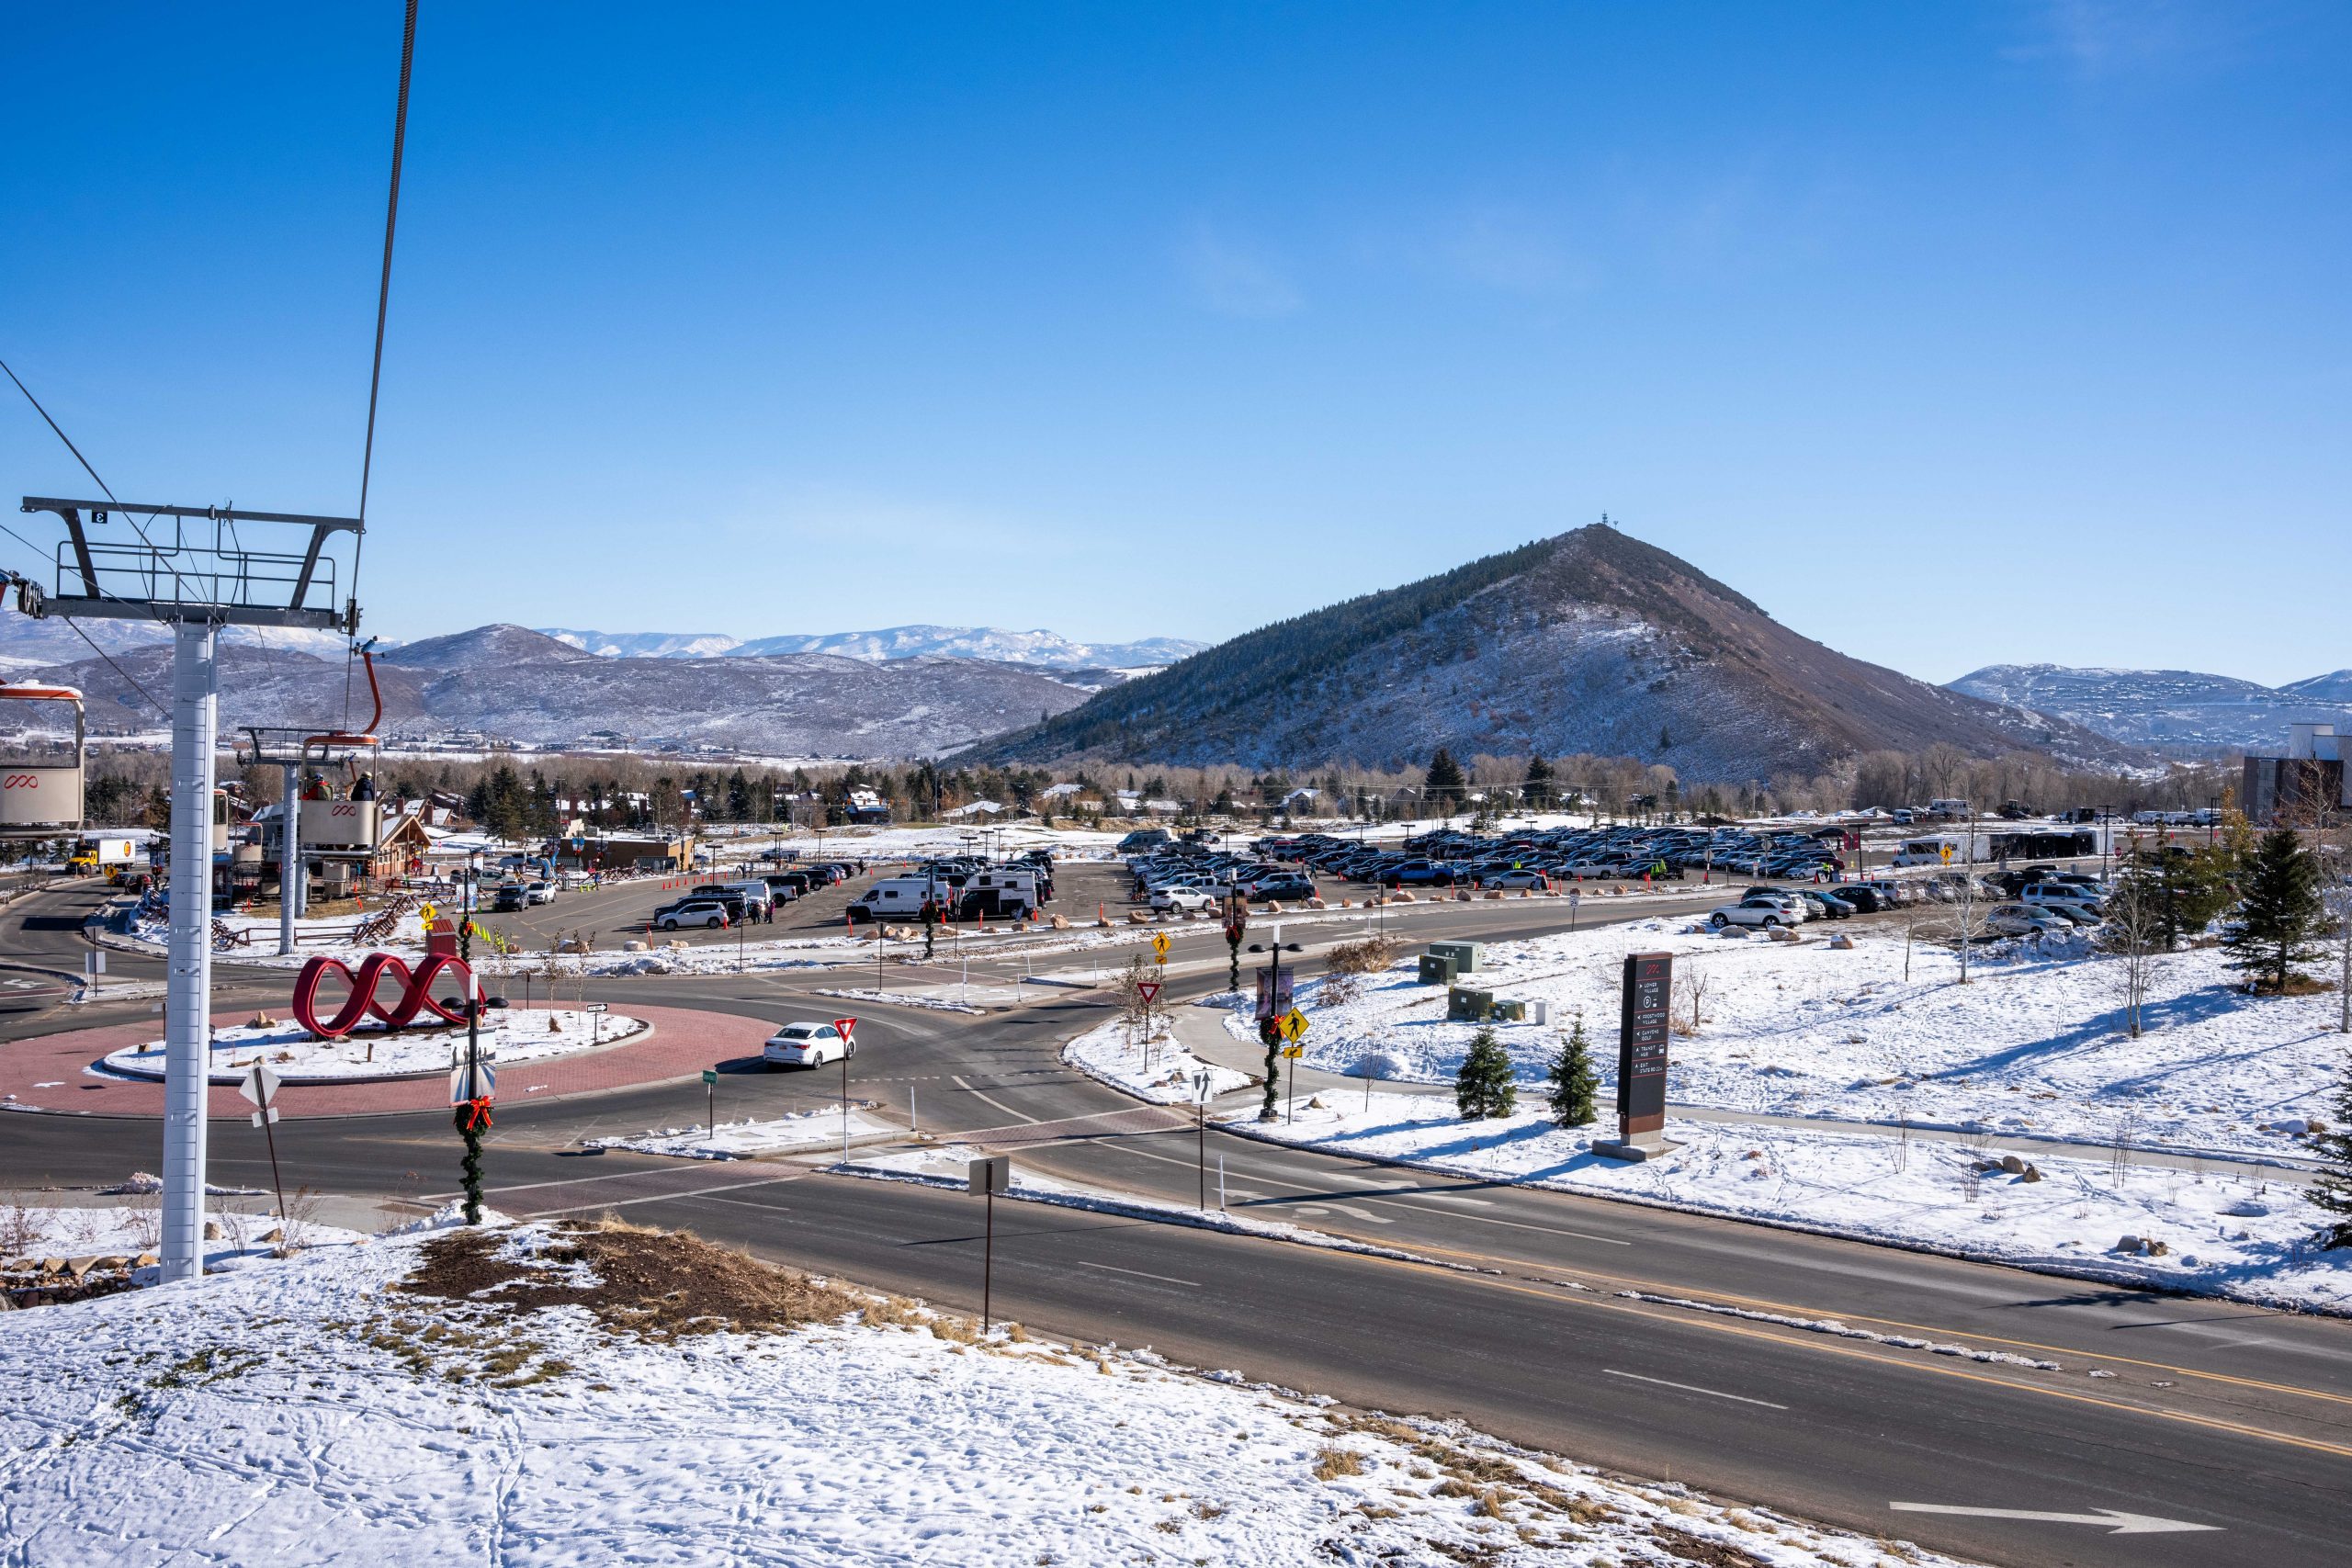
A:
[0, 1221, 1979, 1567]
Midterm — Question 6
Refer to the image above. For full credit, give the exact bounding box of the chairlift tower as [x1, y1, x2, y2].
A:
[14, 496, 360, 1284]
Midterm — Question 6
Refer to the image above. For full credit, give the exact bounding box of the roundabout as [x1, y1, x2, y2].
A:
[0, 1002, 775, 1119]
[96, 1005, 650, 1086]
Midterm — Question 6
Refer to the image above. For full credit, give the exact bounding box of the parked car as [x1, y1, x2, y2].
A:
[525, 880, 556, 906]
[1249, 874, 1316, 902]
[1792, 889, 1854, 919]
[1476, 868, 1550, 889]
[1149, 885, 1216, 914]
[1985, 903, 2068, 937]
[1709, 897, 1801, 930]
[655, 899, 730, 931]
[763, 1020, 852, 1068]
[491, 884, 529, 913]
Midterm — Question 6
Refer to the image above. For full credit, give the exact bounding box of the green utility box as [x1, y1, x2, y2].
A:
[1447, 986, 1495, 1022]
[1417, 953, 1458, 987]
[1428, 941, 1484, 974]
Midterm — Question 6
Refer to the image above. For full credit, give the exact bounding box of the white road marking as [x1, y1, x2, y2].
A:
[1414, 1191, 1496, 1207]
[1888, 1505, 2219, 1536]
[1079, 1260, 1200, 1288]
[1327, 1203, 1393, 1224]
[953, 1074, 1038, 1124]
[1603, 1369, 1786, 1409]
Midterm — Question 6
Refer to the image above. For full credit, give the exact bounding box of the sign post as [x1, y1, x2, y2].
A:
[967, 1154, 1011, 1334]
[1192, 1069, 1212, 1211]
[1136, 978, 1162, 1070]
[702, 1067, 718, 1134]
[1596, 952, 1675, 1161]
[1279, 1009, 1308, 1122]
[237, 1065, 288, 1229]
[833, 1016, 859, 1156]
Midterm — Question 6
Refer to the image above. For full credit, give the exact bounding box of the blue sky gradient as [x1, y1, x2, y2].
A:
[3, 2, 2346, 683]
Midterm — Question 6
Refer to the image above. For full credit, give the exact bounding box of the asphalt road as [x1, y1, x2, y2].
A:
[5, 874, 2346, 1566]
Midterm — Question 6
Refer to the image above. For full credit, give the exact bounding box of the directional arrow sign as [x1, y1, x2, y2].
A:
[1889, 1505, 2219, 1536]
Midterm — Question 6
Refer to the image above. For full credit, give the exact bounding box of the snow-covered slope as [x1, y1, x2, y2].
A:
[0, 1220, 1973, 1568]
[535, 623, 1205, 670]
[1949, 663, 2352, 750]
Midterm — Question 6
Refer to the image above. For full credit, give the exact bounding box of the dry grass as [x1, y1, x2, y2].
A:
[400, 1223, 862, 1341]
[1312, 1445, 1367, 1481]
[1326, 936, 1403, 976]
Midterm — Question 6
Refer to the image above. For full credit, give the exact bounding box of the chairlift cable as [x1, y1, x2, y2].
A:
[345, 0, 420, 727]
[0, 521, 170, 718]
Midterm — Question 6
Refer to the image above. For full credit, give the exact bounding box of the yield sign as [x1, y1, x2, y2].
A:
[236, 1065, 282, 1110]
[831, 1017, 859, 1048]
[1136, 981, 1162, 1006]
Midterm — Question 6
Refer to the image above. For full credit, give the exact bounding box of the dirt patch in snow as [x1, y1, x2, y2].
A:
[398, 1221, 861, 1340]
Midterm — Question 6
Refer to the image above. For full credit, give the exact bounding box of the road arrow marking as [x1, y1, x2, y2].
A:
[1890, 1504, 2220, 1536]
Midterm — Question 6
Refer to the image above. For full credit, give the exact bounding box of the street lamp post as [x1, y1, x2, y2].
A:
[1247, 928, 1303, 1122]
[455, 850, 490, 1224]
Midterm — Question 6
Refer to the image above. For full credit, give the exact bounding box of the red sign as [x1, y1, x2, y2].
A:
[831, 1016, 859, 1047]
[293, 953, 474, 1039]
[1136, 981, 1161, 1006]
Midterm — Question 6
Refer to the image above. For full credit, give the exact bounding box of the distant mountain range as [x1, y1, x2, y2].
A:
[537, 624, 1204, 670]
[14, 624, 1101, 759]
[963, 525, 2142, 779]
[1946, 664, 2352, 752]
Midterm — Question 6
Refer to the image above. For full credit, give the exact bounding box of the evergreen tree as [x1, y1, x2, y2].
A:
[1425, 749, 1467, 812]
[1455, 1027, 1518, 1120]
[2223, 828, 2325, 994]
[1546, 1016, 1598, 1127]
[2309, 1058, 2352, 1247]
[1524, 753, 1555, 812]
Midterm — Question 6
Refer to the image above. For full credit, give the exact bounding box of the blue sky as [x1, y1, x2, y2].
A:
[3, 2, 2346, 684]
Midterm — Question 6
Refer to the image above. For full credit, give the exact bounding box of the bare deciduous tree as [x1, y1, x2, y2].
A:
[1673, 962, 1711, 1037]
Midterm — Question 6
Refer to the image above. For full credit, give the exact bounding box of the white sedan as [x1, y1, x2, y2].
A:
[764, 1021, 854, 1068]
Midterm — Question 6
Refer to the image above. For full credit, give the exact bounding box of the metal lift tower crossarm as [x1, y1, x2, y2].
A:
[13, 498, 362, 1286]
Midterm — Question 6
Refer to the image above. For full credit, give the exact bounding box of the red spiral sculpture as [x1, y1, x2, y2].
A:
[292, 953, 474, 1040]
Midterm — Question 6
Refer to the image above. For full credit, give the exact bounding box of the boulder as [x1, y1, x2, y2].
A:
[2018, 1165, 2042, 1182]
[1998, 1154, 2026, 1174]
[2115, 1235, 2143, 1254]
[1768, 927, 1801, 943]
[1049, 914, 1072, 931]
[1826, 933, 1855, 950]
[2146, 1239, 2170, 1257]
[203, 1222, 222, 1240]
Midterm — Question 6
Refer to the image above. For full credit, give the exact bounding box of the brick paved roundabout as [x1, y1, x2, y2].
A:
[0, 1003, 774, 1119]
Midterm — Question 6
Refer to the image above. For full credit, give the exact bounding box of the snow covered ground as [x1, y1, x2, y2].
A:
[1253, 918, 2348, 1163]
[0, 1218, 1977, 1567]
[1063, 1012, 1257, 1103]
[2, 1199, 369, 1274]
[586, 1106, 901, 1158]
[1217, 1095, 2352, 1314]
[99, 1007, 645, 1084]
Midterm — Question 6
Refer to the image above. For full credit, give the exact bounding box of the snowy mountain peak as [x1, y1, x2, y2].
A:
[1947, 663, 2352, 751]
[532, 623, 1204, 671]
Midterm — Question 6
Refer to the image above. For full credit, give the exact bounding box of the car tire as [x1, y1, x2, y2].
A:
[1709, 913, 1727, 929]
[1760, 916, 1780, 928]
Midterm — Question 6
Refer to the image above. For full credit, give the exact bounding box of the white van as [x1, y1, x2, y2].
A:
[848, 876, 944, 924]
[1894, 838, 1954, 867]
[722, 879, 774, 915]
